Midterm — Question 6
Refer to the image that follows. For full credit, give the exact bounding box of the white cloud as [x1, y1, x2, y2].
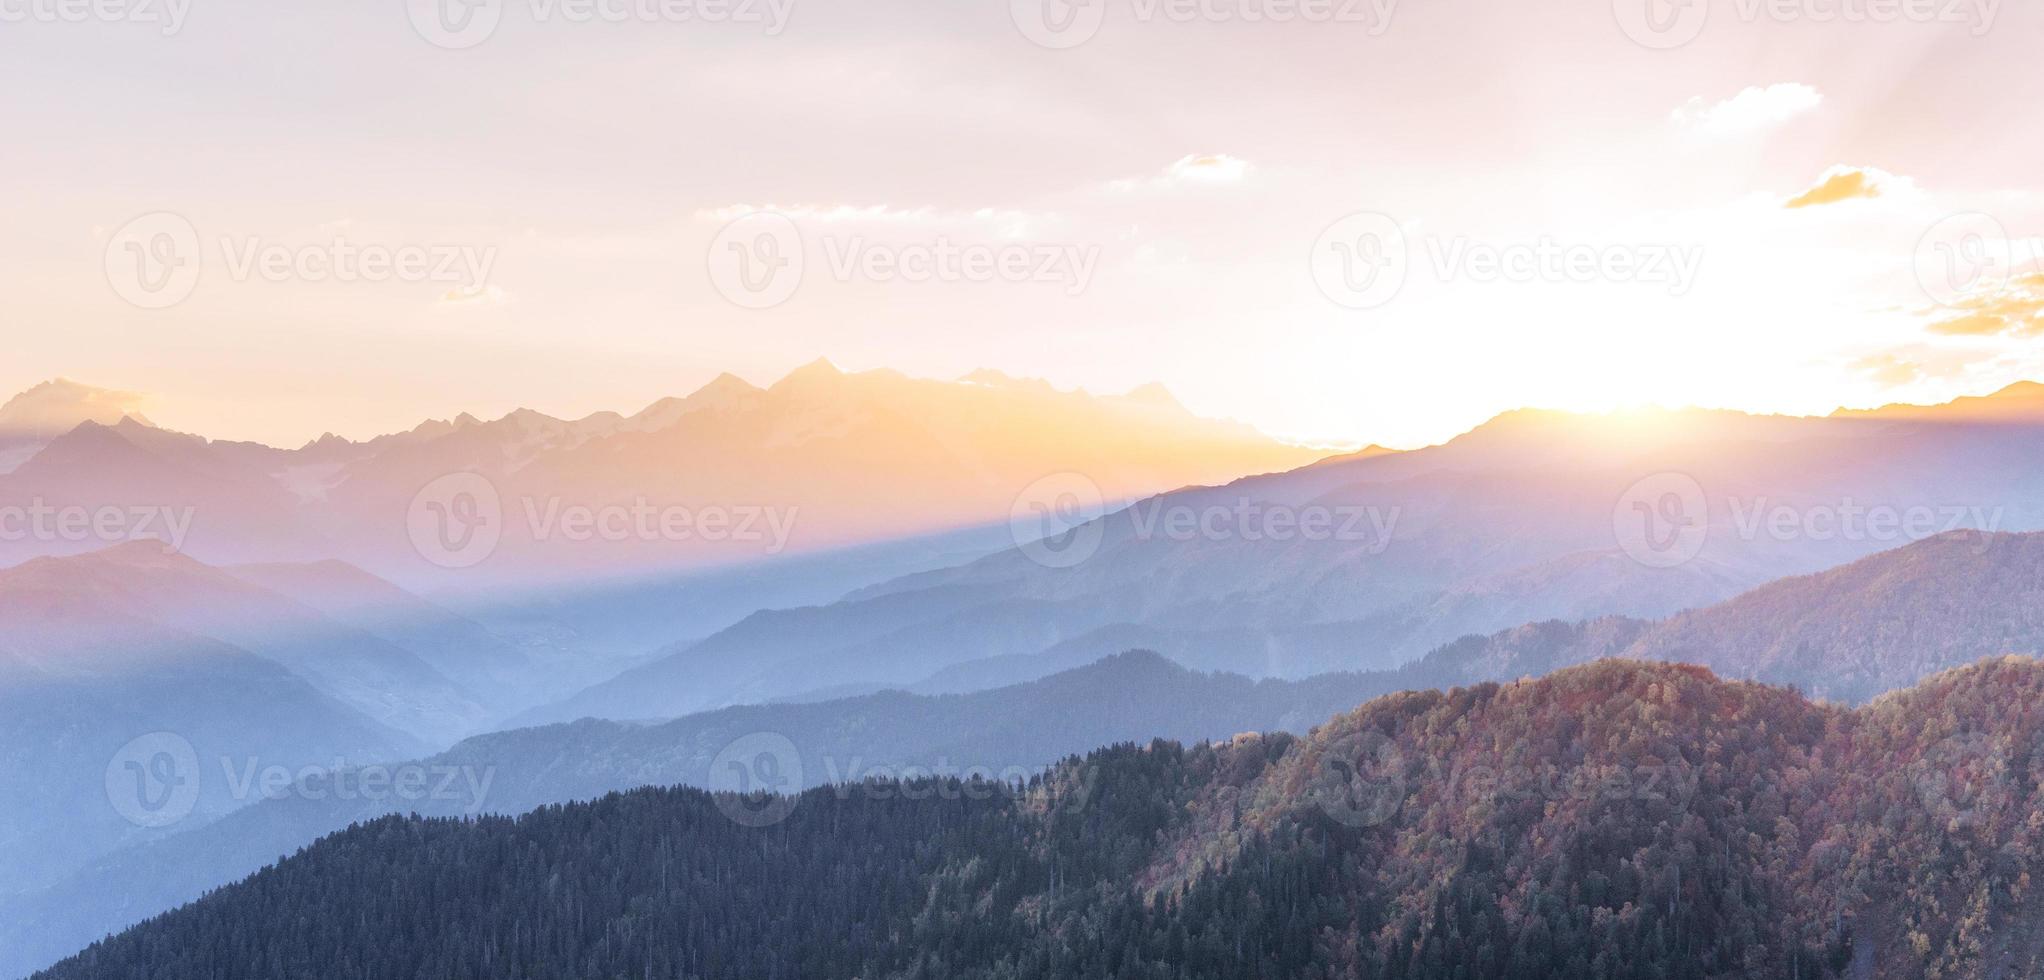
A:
[1672, 84, 1823, 140]
[1107, 154, 1254, 193]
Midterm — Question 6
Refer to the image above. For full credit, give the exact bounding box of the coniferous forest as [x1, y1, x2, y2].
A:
[43, 656, 2044, 980]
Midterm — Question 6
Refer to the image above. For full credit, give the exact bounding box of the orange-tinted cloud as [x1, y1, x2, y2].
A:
[1784, 167, 1889, 209]
[1850, 352, 1923, 387]
[1925, 273, 2044, 337]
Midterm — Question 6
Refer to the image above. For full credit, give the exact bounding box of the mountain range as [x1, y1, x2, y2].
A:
[518, 391, 2044, 723]
[15, 529, 2044, 977]
[16, 374, 2044, 977]
[0, 364, 1323, 586]
[39, 656, 2044, 980]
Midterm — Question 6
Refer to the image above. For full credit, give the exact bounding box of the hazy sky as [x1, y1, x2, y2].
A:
[3, 0, 2040, 448]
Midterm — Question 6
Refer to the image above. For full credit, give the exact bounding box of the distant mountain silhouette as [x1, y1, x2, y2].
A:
[0, 545, 419, 897]
[0, 364, 1323, 584]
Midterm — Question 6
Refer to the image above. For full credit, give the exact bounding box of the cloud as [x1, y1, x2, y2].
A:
[1847, 344, 2012, 390]
[439, 283, 508, 306]
[1850, 352, 1925, 387]
[1784, 166, 1901, 209]
[1924, 273, 2044, 337]
[1107, 154, 1254, 193]
[1673, 83, 1823, 140]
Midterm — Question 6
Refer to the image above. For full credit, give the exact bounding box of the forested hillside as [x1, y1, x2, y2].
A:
[43, 657, 2044, 980]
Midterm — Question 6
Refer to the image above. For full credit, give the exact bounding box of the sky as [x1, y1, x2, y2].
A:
[2, 0, 2041, 450]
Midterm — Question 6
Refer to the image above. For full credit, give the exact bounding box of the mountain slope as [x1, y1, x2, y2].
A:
[226, 559, 539, 715]
[0, 379, 154, 473]
[0, 652, 1408, 978]
[41, 658, 2044, 980]
[527, 404, 2044, 721]
[1620, 529, 2044, 701]
[0, 577, 417, 897]
[0, 544, 491, 745]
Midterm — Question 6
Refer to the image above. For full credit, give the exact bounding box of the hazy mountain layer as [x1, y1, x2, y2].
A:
[40, 657, 2044, 980]
[526, 405, 2044, 723]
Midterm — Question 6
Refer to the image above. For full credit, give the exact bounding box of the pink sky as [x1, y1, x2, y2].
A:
[3, 0, 2040, 448]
